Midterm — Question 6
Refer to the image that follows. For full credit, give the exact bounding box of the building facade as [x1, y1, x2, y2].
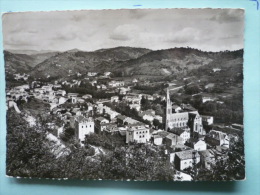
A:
[126, 125, 150, 144]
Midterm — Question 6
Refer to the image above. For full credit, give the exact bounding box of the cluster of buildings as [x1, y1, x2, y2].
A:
[148, 88, 230, 171]
[7, 70, 235, 174]
[14, 73, 29, 81]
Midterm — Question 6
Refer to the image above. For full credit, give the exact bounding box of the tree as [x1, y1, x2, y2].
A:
[6, 109, 57, 178]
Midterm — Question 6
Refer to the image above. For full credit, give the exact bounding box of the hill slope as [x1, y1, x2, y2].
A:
[4, 47, 243, 81]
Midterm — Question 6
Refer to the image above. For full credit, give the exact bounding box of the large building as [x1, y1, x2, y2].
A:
[126, 125, 150, 144]
[165, 88, 205, 136]
[70, 116, 94, 142]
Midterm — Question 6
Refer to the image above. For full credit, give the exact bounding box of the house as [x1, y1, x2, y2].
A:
[70, 116, 94, 142]
[106, 110, 120, 122]
[56, 90, 66, 96]
[199, 149, 215, 170]
[117, 115, 128, 125]
[205, 130, 230, 148]
[126, 125, 150, 143]
[165, 133, 184, 147]
[67, 93, 78, 98]
[87, 103, 94, 112]
[129, 104, 141, 111]
[82, 94, 92, 99]
[169, 128, 190, 143]
[14, 85, 30, 92]
[123, 95, 141, 104]
[95, 103, 104, 114]
[90, 80, 97, 86]
[143, 94, 154, 101]
[53, 84, 62, 89]
[172, 105, 182, 113]
[185, 138, 207, 151]
[111, 96, 119, 103]
[119, 87, 130, 95]
[170, 150, 200, 171]
[104, 72, 111, 76]
[34, 88, 45, 94]
[67, 93, 79, 104]
[71, 108, 82, 116]
[77, 98, 85, 104]
[205, 83, 215, 89]
[41, 85, 53, 92]
[87, 72, 98, 77]
[152, 134, 163, 146]
[202, 97, 215, 103]
[201, 115, 214, 126]
[103, 123, 118, 134]
[100, 84, 107, 90]
[108, 80, 124, 88]
[140, 112, 154, 122]
[14, 73, 29, 81]
[212, 68, 221, 72]
[58, 97, 67, 105]
[95, 117, 109, 133]
[124, 117, 141, 125]
[132, 78, 138, 83]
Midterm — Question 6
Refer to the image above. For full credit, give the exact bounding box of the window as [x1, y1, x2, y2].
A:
[82, 126, 84, 128]
[139, 136, 141, 138]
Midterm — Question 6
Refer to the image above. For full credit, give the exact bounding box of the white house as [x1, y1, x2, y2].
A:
[126, 125, 150, 144]
[202, 97, 215, 103]
[186, 138, 207, 151]
[57, 97, 67, 105]
[111, 96, 119, 103]
[108, 80, 124, 88]
[71, 116, 94, 142]
[88, 72, 98, 77]
[169, 128, 190, 143]
[129, 104, 141, 111]
[153, 134, 163, 146]
[104, 72, 111, 76]
[56, 90, 66, 96]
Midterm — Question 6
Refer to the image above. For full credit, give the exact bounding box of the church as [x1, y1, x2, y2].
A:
[165, 88, 206, 137]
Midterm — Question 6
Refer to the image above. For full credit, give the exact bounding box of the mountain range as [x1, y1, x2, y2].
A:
[4, 46, 243, 80]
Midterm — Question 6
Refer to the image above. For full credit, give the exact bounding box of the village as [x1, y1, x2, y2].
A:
[6, 70, 243, 180]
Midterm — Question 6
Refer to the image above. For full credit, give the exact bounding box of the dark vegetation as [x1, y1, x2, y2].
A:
[6, 109, 175, 180]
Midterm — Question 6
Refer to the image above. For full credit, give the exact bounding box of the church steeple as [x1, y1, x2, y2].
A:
[165, 88, 172, 131]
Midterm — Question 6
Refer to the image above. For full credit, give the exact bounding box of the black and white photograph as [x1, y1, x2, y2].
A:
[3, 8, 245, 181]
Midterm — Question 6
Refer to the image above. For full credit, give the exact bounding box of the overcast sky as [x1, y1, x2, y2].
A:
[2, 9, 244, 52]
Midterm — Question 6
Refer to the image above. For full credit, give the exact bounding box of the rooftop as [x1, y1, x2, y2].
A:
[175, 150, 200, 160]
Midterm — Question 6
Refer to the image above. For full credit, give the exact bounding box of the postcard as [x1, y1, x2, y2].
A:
[2, 8, 245, 181]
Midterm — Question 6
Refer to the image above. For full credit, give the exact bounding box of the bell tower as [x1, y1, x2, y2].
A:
[165, 88, 172, 131]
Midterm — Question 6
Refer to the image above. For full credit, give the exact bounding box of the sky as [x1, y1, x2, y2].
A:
[2, 9, 245, 52]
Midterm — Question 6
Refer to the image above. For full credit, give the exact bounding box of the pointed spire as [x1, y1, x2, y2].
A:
[166, 88, 170, 105]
